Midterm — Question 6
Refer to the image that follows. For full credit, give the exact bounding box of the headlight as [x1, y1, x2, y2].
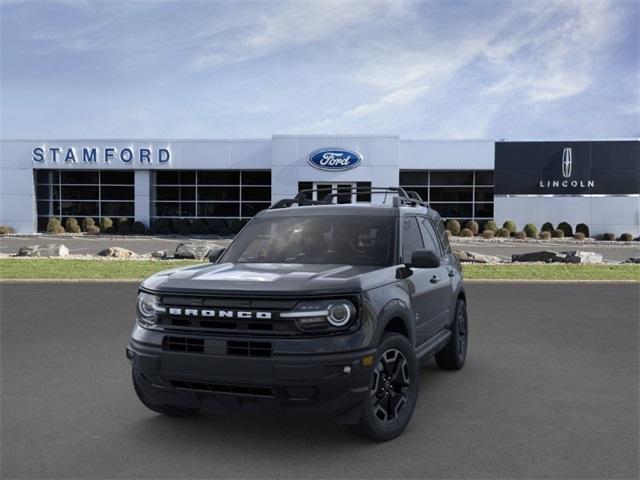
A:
[136, 292, 165, 327]
[281, 299, 356, 332]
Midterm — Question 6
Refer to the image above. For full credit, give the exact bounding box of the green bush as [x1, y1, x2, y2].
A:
[523, 223, 538, 238]
[464, 220, 479, 235]
[81, 217, 95, 232]
[99, 217, 114, 233]
[574, 232, 586, 240]
[47, 218, 61, 234]
[459, 228, 473, 237]
[116, 218, 132, 234]
[445, 219, 461, 235]
[0, 225, 15, 234]
[496, 228, 510, 238]
[514, 231, 526, 240]
[541, 222, 554, 233]
[86, 225, 100, 235]
[539, 231, 551, 240]
[151, 218, 172, 235]
[557, 221, 573, 237]
[575, 223, 590, 238]
[132, 221, 146, 235]
[64, 217, 81, 234]
[483, 220, 498, 233]
[481, 229, 495, 239]
[552, 229, 565, 238]
[618, 233, 633, 242]
[52, 225, 65, 234]
[502, 220, 517, 234]
[599, 232, 615, 241]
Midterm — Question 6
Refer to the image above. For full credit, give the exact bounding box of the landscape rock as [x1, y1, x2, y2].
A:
[17, 244, 69, 257]
[561, 251, 603, 264]
[454, 250, 502, 264]
[97, 246, 137, 258]
[511, 250, 566, 263]
[623, 257, 640, 264]
[174, 242, 211, 260]
[151, 250, 170, 259]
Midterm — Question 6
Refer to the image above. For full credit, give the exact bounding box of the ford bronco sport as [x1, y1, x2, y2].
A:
[128, 187, 468, 441]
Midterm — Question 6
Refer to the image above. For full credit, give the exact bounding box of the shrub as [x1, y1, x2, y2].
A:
[618, 233, 633, 242]
[552, 229, 565, 238]
[86, 225, 100, 235]
[99, 217, 114, 233]
[116, 217, 131, 235]
[481, 229, 495, 239]
[539, 231, 551, 240]
[459, 228, 473, 237]
[46, 218, 61, 233]
[0, 225, 15, 234]
[484, 220, 498, 233]
[81, 217, 95, 232]
[575, 223, 590, 238]
[445, 230, 453, 240]
[514, 231, 526, 240]
[64, 217, 81, 234]
[52, 225, 66, 234]
[541, 222, 554, 233]
[445, 219, 461, 235]
[574, 232, 586, 240]
[464, 220, 479, 235]
[132, 221, 146, 235]
[502, 220, 517, 234]
[496, 228, 510, 238]
[523, 223, 538, 238]
[151, 218, 172, 235]
[599, 232, 615, 241]
[557, 221, 573, 238]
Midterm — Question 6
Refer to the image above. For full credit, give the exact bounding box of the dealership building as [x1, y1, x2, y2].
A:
[0, 136, 638, 235]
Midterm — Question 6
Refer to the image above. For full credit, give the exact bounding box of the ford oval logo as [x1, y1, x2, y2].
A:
[307, 148, 362, 171]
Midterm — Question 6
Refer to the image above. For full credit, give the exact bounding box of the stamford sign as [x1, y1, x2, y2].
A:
[308, 147, 362, 171]
[32, 146, 171, 165]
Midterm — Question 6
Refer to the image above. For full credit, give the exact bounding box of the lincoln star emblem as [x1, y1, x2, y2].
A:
[561, 147, 572, 178]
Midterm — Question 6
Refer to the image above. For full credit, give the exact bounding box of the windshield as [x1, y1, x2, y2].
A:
[221, 215, 397, 266]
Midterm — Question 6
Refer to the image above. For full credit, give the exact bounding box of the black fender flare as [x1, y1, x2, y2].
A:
[373, 298, 416, 347]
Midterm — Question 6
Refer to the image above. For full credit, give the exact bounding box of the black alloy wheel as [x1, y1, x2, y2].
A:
[371, 348, 411, 423]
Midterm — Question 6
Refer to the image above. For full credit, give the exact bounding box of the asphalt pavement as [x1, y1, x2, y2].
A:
[1, 282, 638, 479]
[1, 235, 638, 261]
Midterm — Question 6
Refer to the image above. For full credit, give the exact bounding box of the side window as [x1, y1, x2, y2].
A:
[419, 217, 442, 257]
[434, 218, 451, 254]
[402, 217, 424, 264]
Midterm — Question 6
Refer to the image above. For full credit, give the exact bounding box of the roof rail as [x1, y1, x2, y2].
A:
[269, 186, 429, 209]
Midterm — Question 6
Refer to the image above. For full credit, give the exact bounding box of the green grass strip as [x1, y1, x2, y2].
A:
[0, 259, 637, 281]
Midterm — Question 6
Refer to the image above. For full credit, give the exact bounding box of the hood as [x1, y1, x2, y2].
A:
[141, 262, 397, 296]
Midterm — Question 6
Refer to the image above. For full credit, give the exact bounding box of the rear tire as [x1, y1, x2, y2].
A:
[350, 333, 419, 441]
[435, 298, 468, 370]
[132, 369, 201, 417]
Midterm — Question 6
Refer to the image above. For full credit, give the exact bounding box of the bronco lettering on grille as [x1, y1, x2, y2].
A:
[167, 308, 272, 320]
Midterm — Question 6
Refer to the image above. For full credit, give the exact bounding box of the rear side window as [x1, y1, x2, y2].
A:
[434, 217, 451, 253]
[402, 217, 424, 264]
[419, 217, 442, 256]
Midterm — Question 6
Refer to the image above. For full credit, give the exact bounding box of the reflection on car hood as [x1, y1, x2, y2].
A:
[141, 262, 397, 295]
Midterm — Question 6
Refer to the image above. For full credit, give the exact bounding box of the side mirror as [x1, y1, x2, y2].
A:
[409, 249, 440, 269]
[208, 247, 226, 263]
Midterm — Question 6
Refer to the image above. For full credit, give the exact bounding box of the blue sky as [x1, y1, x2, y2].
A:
[1, 0, 638, 139]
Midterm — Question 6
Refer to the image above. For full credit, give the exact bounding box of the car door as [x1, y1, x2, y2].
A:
[418, 216, 454, 335]
[400, 216, 442, 346]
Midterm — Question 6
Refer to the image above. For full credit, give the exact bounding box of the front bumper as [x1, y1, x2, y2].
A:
[128, 331, 376, 423]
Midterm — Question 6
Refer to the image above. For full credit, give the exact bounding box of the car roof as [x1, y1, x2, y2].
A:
[259, 203, 434, 218]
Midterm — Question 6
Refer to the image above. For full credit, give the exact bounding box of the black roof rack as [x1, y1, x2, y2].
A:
[270, 186, 429, 209]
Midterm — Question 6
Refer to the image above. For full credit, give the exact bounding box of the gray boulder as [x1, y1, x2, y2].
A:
[151, 250, 170, 260]
[17, 244, 69, 257]
[512, 250, 566, 263]
[624, 257, 640, 264]
[453, 250, 502, 264]
[561, 251, 603, 264]
[97, 247, 137, 258]
[174, 242, 211, 260]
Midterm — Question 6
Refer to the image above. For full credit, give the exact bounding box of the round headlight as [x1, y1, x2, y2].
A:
[137, 292, 162, 326]
[327, 303, 351, 327]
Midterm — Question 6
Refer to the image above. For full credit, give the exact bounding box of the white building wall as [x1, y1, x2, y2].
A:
[0, 141, 37, 233]
[399, 140, 494, 170]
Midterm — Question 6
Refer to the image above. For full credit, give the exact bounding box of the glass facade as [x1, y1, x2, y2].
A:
[35, 170, 134, 231]
[151, 170, 271, 221]
[400, 170, 494, 222]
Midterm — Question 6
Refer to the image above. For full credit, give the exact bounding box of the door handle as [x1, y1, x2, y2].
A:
[430, 275, 440, 284]
[448, 269, 457, 278]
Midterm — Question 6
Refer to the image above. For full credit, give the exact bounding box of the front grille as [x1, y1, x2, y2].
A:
[171, 380, 275, 398]
[163, 336, 204, 353]
[227, 340, 272, 357]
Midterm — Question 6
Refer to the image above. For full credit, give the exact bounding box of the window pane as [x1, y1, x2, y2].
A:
[198, 186, 240, 201]
[431, 203, 473, 218]
[298, 182, 313, 199]
[155, 202, 180, 216]
[357, 182, 372, 202]
[101, 186, 134, 200]
[52, 201, 60, 215]
[241, 202, 270, 217]
[101, 171, 134, 185]
[434, 218, 451, 253]
[400, 171, 428, 185]
[36, 170, 50, 183]
[155, 186, 180, 201]
[61, 171, 99, 184]
[402, 217, 424, 264]
[429, 187, 473, 202]
[418, 217, 441, 256]
[181, 186, 195, 201]
[61, 185, 99, 200]
[37, 201, 50, 215]
[197, 202, 239, 217]
[404, 187, 428, 202]
[198, 171, 240, 185]
[37, 217, 50, 232]
[475, 171, 494, 185]
[60, 201, 99, 216]
[181, 203, 196, 217]
[36, 185, 50, 199]
[180, 171, 196, 184]
[241, 186, 270, 201]
[474, 203, 494, 218]
[101, 202, 134, 217]
[430, 171, 473, 186]
[242, 171, 271, 185]
[475, 187, 494, 202]
[155, 171, 180, 184]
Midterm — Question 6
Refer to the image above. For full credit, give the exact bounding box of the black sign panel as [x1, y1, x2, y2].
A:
[495, 141, 640, 195]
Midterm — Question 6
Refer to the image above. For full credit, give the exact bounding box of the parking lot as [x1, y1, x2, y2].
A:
[1, 282, 638, 479]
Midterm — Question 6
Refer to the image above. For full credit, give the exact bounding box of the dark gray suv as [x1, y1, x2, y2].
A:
[128, 188, 468, 441]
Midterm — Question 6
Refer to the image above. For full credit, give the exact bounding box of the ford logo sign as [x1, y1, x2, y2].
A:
[308, 148, 362, 171]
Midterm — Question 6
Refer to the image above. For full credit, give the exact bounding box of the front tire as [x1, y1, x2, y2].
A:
[435, 298, 468, 370]
[132, 369, 201, 417]
[350, 333, 419, 441]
